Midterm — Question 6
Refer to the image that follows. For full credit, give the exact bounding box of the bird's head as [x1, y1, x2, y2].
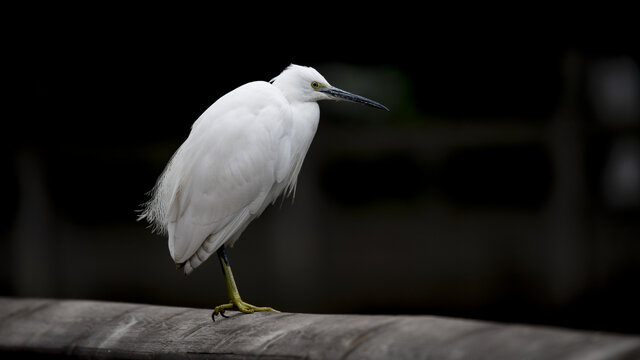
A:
[271, 64, 389, 111]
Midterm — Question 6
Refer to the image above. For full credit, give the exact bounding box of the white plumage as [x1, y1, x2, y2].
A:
[140, 64, 387, 275]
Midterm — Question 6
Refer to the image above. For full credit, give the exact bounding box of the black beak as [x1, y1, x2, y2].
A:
[320, 87, 389, 111]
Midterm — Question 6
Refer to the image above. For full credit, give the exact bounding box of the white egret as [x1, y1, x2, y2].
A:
[139, 64, 388, 318]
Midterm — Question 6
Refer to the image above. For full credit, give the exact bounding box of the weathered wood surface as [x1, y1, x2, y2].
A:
[1, 297, 639, 359]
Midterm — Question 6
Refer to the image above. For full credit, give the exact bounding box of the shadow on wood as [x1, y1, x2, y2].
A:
[1, 297, 639, 359]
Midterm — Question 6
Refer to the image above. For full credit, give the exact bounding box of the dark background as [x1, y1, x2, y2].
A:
[4, 9, 639, 334]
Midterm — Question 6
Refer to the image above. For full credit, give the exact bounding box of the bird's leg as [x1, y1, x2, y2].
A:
[212, 246, 279, 319]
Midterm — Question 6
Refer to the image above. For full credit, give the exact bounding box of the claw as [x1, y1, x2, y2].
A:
[211, 308, 230, 322]
[211, 299, 279, 321]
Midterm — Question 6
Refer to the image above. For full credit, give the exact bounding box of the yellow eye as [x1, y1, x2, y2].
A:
[311, 81, 320, 89]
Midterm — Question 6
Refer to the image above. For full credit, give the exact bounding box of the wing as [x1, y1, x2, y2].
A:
[164, 81, 293, 270]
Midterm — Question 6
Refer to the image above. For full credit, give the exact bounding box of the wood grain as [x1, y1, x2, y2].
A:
[1, 297, 638, 359]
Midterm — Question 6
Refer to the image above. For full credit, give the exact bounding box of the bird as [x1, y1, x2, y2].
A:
[139, 64, 388, 319]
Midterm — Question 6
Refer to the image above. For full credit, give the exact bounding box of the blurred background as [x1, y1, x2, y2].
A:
[4, 9, 639, 334]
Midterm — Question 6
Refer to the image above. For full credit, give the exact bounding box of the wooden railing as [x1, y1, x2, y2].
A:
[1, 297, 639, 359]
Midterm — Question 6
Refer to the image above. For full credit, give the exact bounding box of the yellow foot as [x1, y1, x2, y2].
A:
[212, 299, 279, 320]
